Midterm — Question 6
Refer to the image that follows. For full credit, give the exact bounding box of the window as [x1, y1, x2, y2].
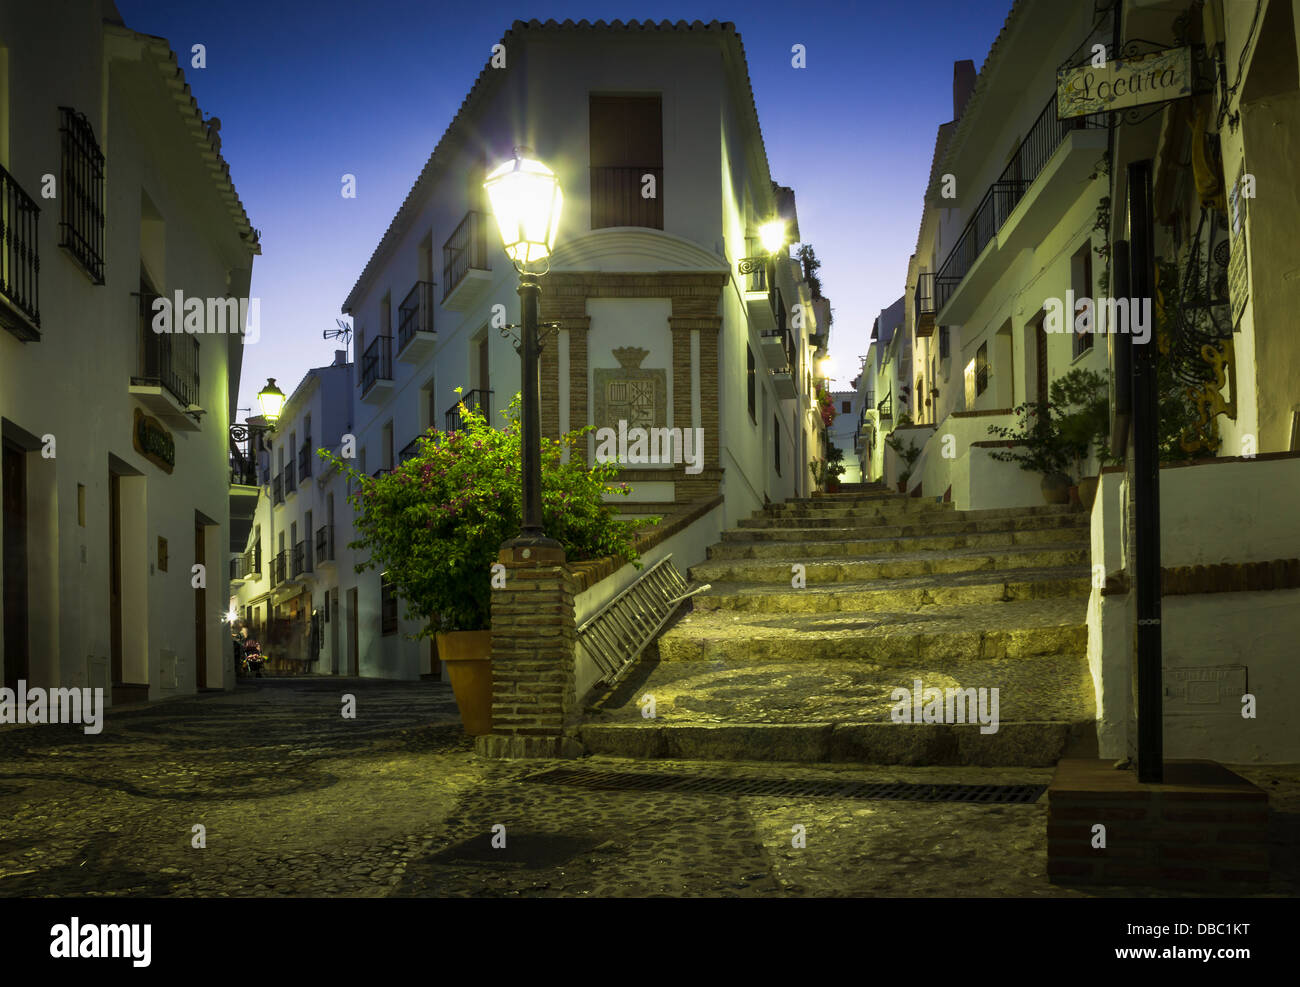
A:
[939, 325, 950, 360]
[589, 94, 663, 229]
[747, 344, 756, 422]
[975, 342, 989, 396]
[58, 107, 105, 283]
[774, 414, 781, 475]
[1072, 243, 1094, 358]
[841, 401, 851, 414]
[381, 574, 398, 635]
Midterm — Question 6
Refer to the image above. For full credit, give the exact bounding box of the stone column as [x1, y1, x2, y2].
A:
[476, 543, 584, 759]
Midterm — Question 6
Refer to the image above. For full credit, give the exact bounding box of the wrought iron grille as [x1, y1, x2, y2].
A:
[314, 524, 334, 563]
[135, 291, 200, 408]
[442, 212, 490, 301]
[0, 163, 41, 336]
[298, 438, 313, 480]
[445, 388, 492, 431]
[361, 334, 393, 394]
[58, 107, 105, 284]
[397, 280, 435, 350]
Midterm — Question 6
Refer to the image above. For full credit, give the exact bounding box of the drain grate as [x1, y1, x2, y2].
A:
[525, 768, 1045, 804]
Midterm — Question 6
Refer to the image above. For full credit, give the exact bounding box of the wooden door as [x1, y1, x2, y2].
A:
[194, 523, 207, 687]
[109, 471, 123, 683]
[1036, 326, 1049, 412]
[477, 338, 489, 405]
[2, 441, 28, 689]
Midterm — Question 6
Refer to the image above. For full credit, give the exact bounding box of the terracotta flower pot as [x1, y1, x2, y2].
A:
[1078, 475, 1100, 511]
[436, 630, 493, 736]
[1040, 471, 1071, 505]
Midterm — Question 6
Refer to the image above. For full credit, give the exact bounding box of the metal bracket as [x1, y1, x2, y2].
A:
[498, 321, 561, 354]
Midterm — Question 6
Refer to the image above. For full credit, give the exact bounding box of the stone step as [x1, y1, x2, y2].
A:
[578, 720, 1091, 766]
[694, 566, 1090, 613]
[738, 503, 1078, 529]
[690, 544, 1090, 584]
[709, 525, 1088, 560]
[589, 656, 1094, 726]
[720, 512, 1088, 544]
[656, 598, 1087, 664]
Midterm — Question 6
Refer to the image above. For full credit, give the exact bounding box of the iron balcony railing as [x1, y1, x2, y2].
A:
[397, 280, 435, 351]
[271, 550, 287, 585]
[0, 162, 41, 337]
[361, 334, 393, 395]
[135, 291, 201, 409]
[445, 388, 492, 432]
[245, 543, 261, 577]
[442, 211, 491, 302]
[761, 327, 796, 371]
[590, 165, 663, 230]
[877, 393, 893, 422]
[315, 524, 335, 563]
[272, 474, 284, 505]
[292, 540, 312, 578]
[283, 462, 297, 495]
[914, 272, 936, 335]
[57, 107, 105, 284]
[297, 439, 313, 481]
[934, 93, 1107, 311]
[230, 556, 247, 581]
[229, 424, 259, 486]
[371, 467, 391, 478]
[398, 436, 422, 464]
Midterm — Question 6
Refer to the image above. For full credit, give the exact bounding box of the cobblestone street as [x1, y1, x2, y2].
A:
[0, 679, 1295, 897]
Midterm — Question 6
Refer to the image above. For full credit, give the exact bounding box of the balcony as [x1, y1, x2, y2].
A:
[360, 334, 394, 403]
[245, 544, 262, 580]
[399, 435, 423, 464]
[228, 425, 260, 487]
[771, 368, 797, 400]
[397, 280, 436, 361]
[130, 291, 202, 431]
[934, 94, 1107, 324]
[0, 163, 41, 341]
[445, 389, 492, 432]
[442, 211, 492, 311]
[760, 326, 794, 373]
[314, 524, 335, 567]
[590, 165, 664, 231]
[283, 462, 297, 498]
[739, 255, 777, 333]
[230, 555, 249, 584]
[271, 550, 287, 585]
[914, 272, 936, 338]
[291, 540, 312, 579]
[298, 439, 313, 481]
[877, 393, 893, 423]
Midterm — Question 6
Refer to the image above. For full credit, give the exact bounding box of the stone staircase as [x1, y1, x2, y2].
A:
[580, 482, 1097, 766]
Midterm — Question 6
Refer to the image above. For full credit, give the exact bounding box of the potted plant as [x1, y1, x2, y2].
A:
[987, 368, 1114, 506]
[885, 431, 921, 493]
[825, 445, 846, 493]
[321, 392, 651, 735]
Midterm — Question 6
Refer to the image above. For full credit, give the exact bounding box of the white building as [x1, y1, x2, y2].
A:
[231, 355, 353, 676]
[0, 2, 259, 703]
[333, 19, 828, 679]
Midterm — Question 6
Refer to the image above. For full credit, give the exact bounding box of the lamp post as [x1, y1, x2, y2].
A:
[483, 147, 564, 549]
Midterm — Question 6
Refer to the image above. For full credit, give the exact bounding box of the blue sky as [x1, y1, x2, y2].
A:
[114, 0, 1011, 412]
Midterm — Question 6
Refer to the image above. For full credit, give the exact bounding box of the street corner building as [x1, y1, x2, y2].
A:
[0, 2, 260, 703]
[233, 19, 836, 682]
[852, 0, 1300, 767]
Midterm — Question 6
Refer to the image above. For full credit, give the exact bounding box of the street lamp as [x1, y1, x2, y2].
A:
[257, 378, 286, 427]
[484, 147, 564, 549]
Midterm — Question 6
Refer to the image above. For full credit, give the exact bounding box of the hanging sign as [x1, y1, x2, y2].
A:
[133, 408, 175, 473]
[1057, 45, 1193, 119]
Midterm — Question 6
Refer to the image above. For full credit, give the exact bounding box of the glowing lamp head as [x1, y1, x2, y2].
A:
[758, 220, 786, 255]
[257, 378, 286, 425]
[483, 148, 564, 269]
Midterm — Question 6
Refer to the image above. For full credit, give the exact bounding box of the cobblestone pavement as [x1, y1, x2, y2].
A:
[0, 679, 1295, 897]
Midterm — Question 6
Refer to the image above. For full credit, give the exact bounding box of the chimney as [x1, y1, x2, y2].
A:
[953, 59, 976, 121]
[334, 349, 347, 366]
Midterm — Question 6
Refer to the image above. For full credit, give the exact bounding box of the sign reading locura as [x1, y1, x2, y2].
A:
[133, 408, 175, 473]
[1057, 45, 1192, 119]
